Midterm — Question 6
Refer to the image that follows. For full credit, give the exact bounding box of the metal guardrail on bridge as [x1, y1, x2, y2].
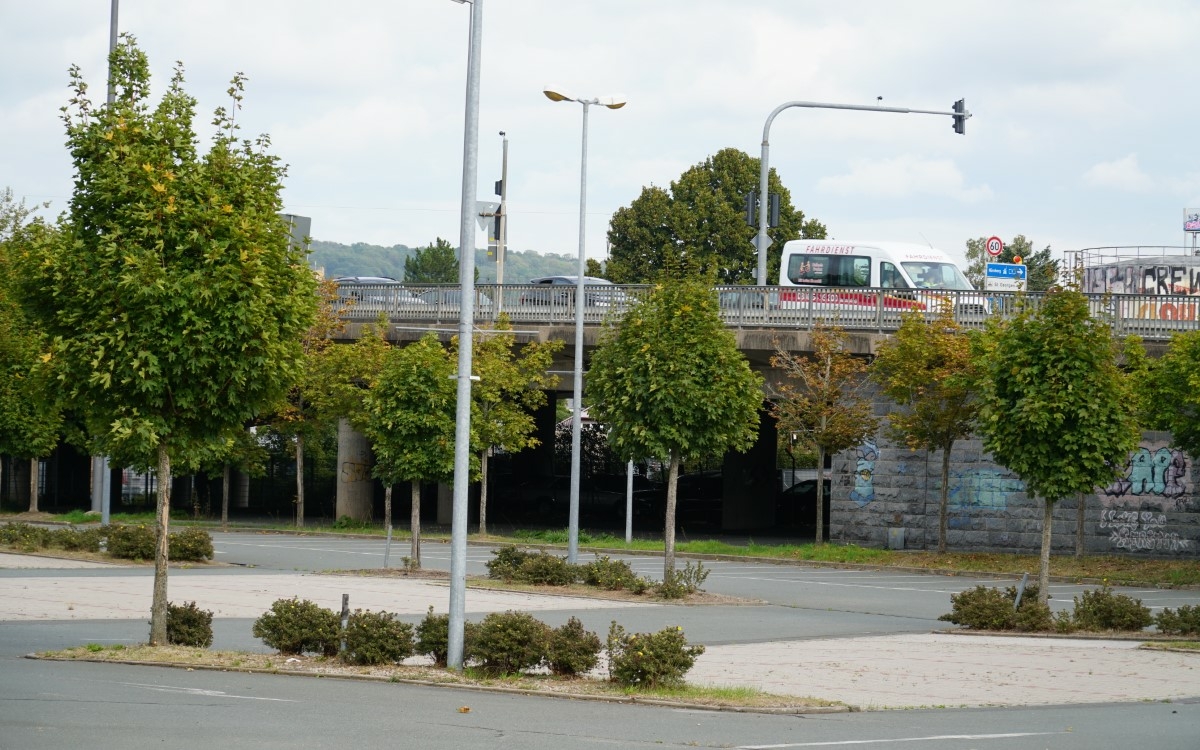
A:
[334, 283, 1200, 341]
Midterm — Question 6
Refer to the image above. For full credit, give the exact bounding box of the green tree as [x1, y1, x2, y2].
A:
[771, 325, 878, 544]
[0, 189, 62, 511]
[464, 316, 561, 535]
[404, 237, 459, 283]
[965, 235, 1058, 292]
[975, 288, 1139, 602]
[18, 37, 317, 644]
[1146, 331, 1200, 458]
[870, 305, 980, 552]
[587, 273, 763, 578]
[606, 148, 825, 285]
[585, 258, 605, 278]
[361, 333, 461, 568]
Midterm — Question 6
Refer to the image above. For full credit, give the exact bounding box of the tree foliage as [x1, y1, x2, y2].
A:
[361, 332, 462, 567]
[463, 316, 561, 535]
[606, 148, 825, 285]
[965, 235, 1058, 292]
[870, 305, 980, 552]
[587, 272, 762, 577]
[17, 36, 317, 643]
[975, 287, 1139, 601]
[404, 237, 459, 283]
[771, 325, 878, 544]
[1146, 331, 1200, 458]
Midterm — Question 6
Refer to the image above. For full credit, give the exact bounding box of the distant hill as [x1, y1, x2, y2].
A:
[309, 240, 579, 283]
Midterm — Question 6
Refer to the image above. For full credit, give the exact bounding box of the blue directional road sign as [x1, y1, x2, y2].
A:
[985, 262, 1027, 292]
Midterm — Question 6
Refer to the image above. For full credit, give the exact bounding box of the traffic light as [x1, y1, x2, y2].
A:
[768, 192, 780, 228]
[744, 190, 757, 227]
[952, 99, 966, 135]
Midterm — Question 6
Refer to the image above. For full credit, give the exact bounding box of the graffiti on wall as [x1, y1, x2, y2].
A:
[1100, 509, 1194, 552]
[1084, 264, 1200, 296]
[849, 439, 877, 507]
[1101, 444, 1191, 508]
[947, 469, 1024, 512]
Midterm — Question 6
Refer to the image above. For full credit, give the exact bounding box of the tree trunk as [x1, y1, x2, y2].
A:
[938, 442, 952, 554]
[410, 479, 422, 569]
[383, 484, 393, 568]
[295, 433, 305, 528]
[28, 457, 38, 514]
[1075, 491, 1085, 558]
[814, 446, 826, 544]
[149, 443, 172, 645]
[664, 452, 680, 580]
[478, 448, 489, 536]
[1039, 493, 1052, 605]
[221, 463, 230, 532]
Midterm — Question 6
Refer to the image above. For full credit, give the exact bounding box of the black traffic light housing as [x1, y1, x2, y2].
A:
[952, 99, 966, 135]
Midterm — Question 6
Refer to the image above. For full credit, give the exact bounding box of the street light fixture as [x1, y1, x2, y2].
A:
[543, 86, 625, 564]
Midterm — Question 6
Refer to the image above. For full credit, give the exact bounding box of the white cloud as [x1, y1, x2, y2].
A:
[816, 156, 992, 203]
[1082, 154, 1154, 192]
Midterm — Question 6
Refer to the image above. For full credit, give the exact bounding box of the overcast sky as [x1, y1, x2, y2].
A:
[3, 1, 1199, 271]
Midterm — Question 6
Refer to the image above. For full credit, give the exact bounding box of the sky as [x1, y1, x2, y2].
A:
[3, 1, 1200, 272]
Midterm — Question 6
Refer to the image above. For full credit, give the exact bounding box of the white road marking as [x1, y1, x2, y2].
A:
[739, 731, 1065, 748]
[119, 682, 296, 702]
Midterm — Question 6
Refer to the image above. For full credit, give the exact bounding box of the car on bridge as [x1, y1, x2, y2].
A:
[522, 275, 626, 307]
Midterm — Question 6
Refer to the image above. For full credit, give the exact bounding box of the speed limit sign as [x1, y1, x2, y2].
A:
[985, 236, 1004, 257]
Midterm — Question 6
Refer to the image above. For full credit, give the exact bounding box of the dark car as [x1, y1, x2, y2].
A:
[521, 275, 625, 307]
[333, 276, 428, 312]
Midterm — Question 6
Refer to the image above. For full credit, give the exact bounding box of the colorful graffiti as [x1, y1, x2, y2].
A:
[1084, 264, 1200, 296]
[1102, 444, 1190, 507]
[948, 469, 1023, 512]
[1100, 509, 1193, 553]
[849, 439, 877, 506]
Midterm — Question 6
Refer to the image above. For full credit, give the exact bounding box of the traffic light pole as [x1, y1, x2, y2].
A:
[754, 99, 970, 286]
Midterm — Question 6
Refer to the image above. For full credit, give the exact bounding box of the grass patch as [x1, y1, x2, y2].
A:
[36, 645, 839, 711]
[1142, 641, 1200, 651]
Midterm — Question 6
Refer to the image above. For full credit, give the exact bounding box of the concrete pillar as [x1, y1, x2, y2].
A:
[336, 418, 374, 522]
[90, 456, 112, 514]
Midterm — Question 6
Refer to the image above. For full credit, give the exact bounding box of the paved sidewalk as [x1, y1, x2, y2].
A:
[4, 554, 1199, 709]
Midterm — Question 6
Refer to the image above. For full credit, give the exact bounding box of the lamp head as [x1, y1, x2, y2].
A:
[543, 88, 572, 103]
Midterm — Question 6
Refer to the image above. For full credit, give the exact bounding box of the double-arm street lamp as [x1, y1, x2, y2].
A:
[543, 88, 625, 564]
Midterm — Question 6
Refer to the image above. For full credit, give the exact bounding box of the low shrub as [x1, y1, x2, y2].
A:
[167, 601, 214, 648]
[546, 617, 602, 676]
[251, 598, 341, 656]
[49, 526, 104, 552]
[1071, 586, 1152, 632]
[342, 609, 415, 666]
[415, 607, 451, 667]
[0, 522, 51, 551]
[485, 545, 532, 580]
[170, 527, 214, 562]
[580, 555, 650, 594]
[606, 622, 705, 688]
[105, 524, 157, 560]
[938, 583, 1049, 631]
[1154, 604, 1200, 636]
[657, 561, 710, 599]
[517, 552, 578, 586]
[470, 611, 550, 675]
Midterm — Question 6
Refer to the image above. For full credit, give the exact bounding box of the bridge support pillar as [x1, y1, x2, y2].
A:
[336, 418, 374, 522]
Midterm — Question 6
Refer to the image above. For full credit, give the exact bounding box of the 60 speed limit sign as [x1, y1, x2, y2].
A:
[985, 236, 1004, 257]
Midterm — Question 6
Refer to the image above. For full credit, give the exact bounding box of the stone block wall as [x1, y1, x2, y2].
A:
[828, 424, 1200, 558]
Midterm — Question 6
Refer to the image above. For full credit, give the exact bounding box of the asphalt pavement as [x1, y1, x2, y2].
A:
[2, 537, 1199, 711]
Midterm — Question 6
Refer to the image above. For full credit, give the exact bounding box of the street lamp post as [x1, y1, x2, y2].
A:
[543, 88, 624, 564]
[447, 0, 484, 672]
[754, 99, 970, 286]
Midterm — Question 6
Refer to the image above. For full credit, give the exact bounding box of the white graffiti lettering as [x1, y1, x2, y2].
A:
[1100, 509, 1193, 552]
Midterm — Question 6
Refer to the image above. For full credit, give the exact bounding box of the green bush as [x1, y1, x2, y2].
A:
[518, 552, 579, 586]
[105, 524, 157, 560]
[657, 561, 710, 599]
[49, 526, 104, 552]
[606, 621, 706, 688]
[167, 601, 214, 648]
[485, 545, 532, 580]
[1154, 604, 1200, 636]
[1071, 586, 1152, 632]
[470, 611, 550, 675]
[415, 607, 451, 667]
[0, 522, 51, 551]
[546, 617, 602, 676]
[251, 598, 341, 656]
[342, 609, 415, 666]
[581, 555, 650, 593]
[938, 583, 1050, 631]
[170, 527, 214, 562]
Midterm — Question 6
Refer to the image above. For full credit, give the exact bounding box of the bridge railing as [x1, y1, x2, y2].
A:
[333, 282, 1200, 340]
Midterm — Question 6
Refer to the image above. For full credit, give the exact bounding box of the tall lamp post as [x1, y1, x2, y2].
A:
[447, 0, 484, 672]
[543, 88, 625, 564]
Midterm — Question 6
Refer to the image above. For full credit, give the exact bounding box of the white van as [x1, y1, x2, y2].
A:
[777, 240, 986, 317]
